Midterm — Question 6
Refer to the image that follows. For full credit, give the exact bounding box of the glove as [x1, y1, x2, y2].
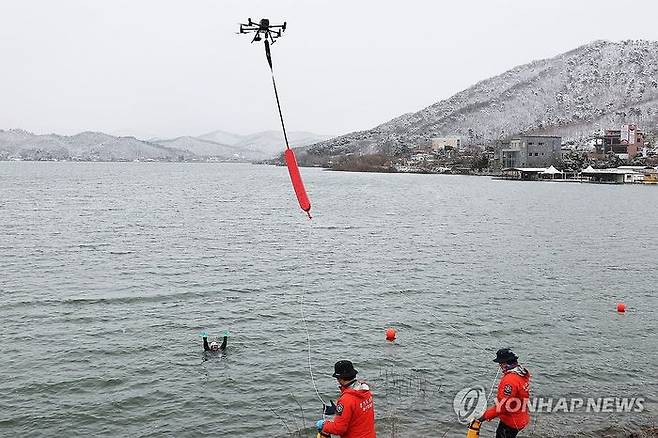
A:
[315, 419, 324, 432]
[199, 331, 209, 338]
[223, 330, 230, 337]
[323, 400, 336, 415]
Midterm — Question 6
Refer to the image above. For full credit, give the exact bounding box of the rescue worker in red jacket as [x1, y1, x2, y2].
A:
[479, 348, 531, 438]
[316, 360, 376, 438]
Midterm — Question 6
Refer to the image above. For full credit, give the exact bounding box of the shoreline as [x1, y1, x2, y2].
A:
[3, 160, 657, 186]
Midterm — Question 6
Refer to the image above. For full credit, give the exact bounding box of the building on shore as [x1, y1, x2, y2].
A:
[616, 165, 658, 182]
[580, 166, 645, 183]
[500, 165, 657, 184]
[500, 135, 562, 168]
[501, 166, 564, 181]
[431, 137, 461, 152]
[592, 124, 645, 159]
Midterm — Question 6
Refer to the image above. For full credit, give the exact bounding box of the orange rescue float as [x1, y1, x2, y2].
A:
[284, 148, 312, 218]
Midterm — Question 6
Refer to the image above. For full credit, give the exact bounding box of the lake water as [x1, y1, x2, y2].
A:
[0, 162, 656, 438]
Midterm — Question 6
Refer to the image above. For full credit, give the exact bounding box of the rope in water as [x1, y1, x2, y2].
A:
[301, 293, 326, 405]
[299, 218, 326, 407]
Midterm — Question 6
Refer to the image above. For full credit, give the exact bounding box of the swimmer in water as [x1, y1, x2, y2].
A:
[201, 331, 228, 352]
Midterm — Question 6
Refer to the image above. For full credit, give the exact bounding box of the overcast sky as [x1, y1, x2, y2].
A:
[1, 0, 658, 139]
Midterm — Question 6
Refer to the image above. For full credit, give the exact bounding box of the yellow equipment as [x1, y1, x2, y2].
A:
[466, 419, 481, 438]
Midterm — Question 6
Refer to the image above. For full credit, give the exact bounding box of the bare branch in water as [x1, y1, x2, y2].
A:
[269, 406, 293, 436]
[290, 393, 308, 436]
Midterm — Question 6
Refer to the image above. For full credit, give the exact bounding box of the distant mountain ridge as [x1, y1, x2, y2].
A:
[0, 128, 331, 161]
[0, 129, 191, 161]
[156, 129, 333, 159]
[302, 40, 658, 163]
[152, 135, 253, 159]
[197, 129, 246, 146]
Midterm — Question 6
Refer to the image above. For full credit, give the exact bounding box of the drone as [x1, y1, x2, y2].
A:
[237, 18, 287, 44]
[236, 18, 312, 218]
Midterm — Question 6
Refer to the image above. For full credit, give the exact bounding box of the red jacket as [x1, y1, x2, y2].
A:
[482, 366, 531, 430]
[322, 381, 376, 438]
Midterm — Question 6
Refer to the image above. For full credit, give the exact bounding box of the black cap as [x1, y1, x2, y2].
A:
[332, 360, 358, 379]
[493, 348, 519, 364]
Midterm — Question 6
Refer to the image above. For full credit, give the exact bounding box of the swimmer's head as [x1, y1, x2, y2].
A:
[209, 341, 220, 351]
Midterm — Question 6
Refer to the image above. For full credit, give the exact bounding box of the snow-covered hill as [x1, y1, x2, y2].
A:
[303, 40, 658, 162]
[0, 129, 191, 161]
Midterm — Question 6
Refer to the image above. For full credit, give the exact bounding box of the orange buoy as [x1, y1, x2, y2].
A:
[385, 328, 397, 341]
[617, 303, 626, 313]
[284, 148, 312, 218]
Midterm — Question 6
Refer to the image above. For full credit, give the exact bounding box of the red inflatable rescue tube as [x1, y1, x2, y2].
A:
[284, 149, 312, 218]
